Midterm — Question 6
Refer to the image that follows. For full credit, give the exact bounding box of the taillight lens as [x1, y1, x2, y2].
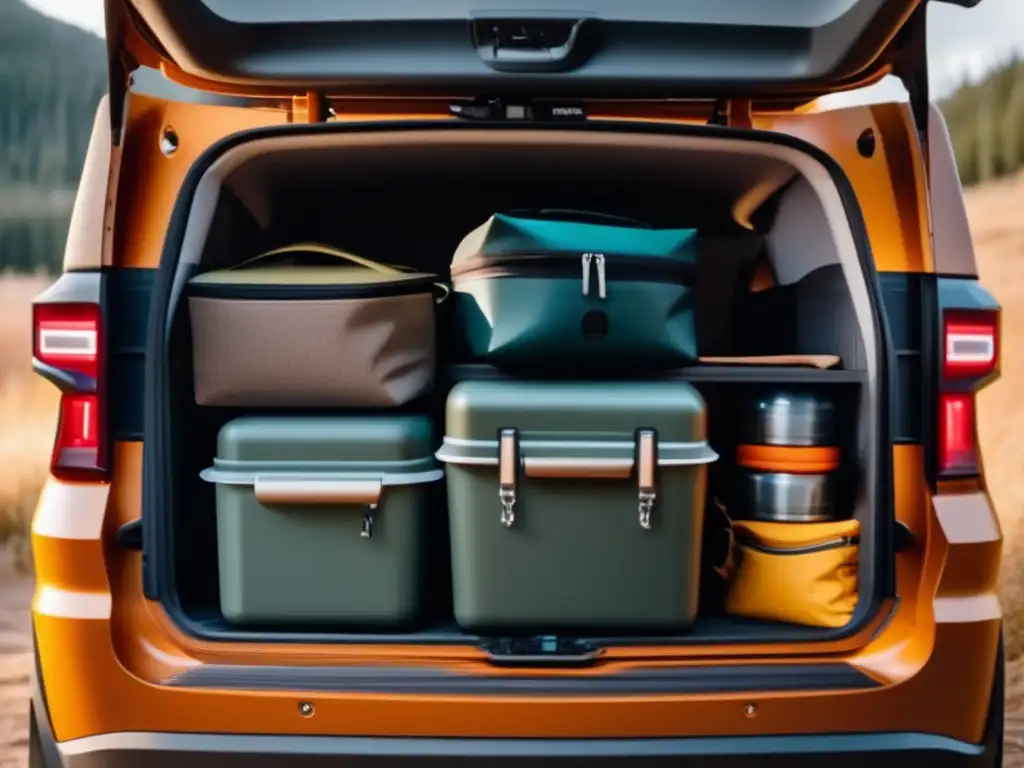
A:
[938, 393, 978, 475]
[34, 303, 101, 383]
[943, 310, 998, 380]
[32, 302, 109, 481]
[938, 308, 998, 478]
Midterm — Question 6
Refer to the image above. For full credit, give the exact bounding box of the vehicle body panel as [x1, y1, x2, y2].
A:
[32, 442, 1000, 744]
[33, 0, 1002, 759]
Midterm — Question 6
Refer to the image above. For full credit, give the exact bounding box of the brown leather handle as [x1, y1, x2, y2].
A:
[253, 478, 383, 506]
[521, 456, 634, 479]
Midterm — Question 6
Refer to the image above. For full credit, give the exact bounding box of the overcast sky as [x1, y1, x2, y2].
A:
[23, 0, 1024, 107]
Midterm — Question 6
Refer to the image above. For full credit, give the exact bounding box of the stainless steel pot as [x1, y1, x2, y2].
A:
[742, 392, 837, 447]
[737, 471, 839, 523]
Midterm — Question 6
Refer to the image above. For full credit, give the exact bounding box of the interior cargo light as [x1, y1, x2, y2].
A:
[32, 302, 108, 481]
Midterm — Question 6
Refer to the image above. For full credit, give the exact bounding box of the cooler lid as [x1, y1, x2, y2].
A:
[214, 416, 437, 465]
[442, 380, 710, 447]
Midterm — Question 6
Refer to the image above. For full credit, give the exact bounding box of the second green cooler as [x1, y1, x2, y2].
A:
[201, 415, 443, 627]
[436, 379, 718, 634]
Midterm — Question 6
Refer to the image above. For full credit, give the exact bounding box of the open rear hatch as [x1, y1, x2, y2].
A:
[108, 1, 977, 129]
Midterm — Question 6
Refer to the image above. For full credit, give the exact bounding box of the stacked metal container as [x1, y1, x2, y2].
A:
[734, 392, 844, 523]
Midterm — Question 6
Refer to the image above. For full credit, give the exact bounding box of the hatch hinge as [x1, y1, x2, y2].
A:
[708, 98, 754, 129]
[291, 91, 329, 124]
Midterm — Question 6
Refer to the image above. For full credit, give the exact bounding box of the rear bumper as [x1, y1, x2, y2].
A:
[54, 729, 1001, 768]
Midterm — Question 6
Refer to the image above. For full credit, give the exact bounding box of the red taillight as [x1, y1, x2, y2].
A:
[938, 308, 998, 478]
[32, 302, 108, 481]
[938, 393, 978, 475]
[53, 394, 105, 476]
[943, 310, 998, 380]
[33, 303, 101, 382]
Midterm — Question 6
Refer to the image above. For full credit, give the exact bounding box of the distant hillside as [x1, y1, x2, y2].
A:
[0, 0, 105, 192]
[941, 56, 1024, 187]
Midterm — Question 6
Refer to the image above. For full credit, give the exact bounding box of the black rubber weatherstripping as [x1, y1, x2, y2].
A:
[165, 662, 878, 695]
[143, 119, 896, 649]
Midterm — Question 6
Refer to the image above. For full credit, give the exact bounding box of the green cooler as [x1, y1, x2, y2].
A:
[436, 380, 718, 634]
[201, 416, 443, 627]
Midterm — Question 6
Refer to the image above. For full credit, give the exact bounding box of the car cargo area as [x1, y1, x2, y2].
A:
[144, 122, 889, 653]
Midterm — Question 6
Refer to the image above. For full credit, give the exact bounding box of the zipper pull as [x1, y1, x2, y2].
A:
[581, 253, 593, 296]
[594, 253, 607, 299]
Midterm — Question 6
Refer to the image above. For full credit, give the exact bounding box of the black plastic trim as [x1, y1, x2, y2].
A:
[893, 520, 916, 551]
[165, 662, 878, 694]
[878, 272, 925, 444]
[31, 359, 96, 394]
[108, 268, 156, 441]
[117, 519, 144, 550]
[143, 118, 895, 649]
[920, 273, 941, 483]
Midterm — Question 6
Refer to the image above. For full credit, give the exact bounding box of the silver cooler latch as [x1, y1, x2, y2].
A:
[498, 429, 519, 528]
[362, 501, 379, 539]
[637, 429, 656, 530]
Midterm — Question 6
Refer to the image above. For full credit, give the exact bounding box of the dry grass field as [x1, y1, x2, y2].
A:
[0, 174, 1019, 765]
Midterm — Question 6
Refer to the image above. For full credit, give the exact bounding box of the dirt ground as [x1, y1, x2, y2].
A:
[0, 552, 33, 768]
[0, 173, 1020, 765]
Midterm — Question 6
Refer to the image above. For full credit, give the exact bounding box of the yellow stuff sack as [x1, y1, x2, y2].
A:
[724, 519, 859, 629]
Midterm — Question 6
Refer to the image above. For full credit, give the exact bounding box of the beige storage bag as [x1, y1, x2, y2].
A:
[188, 243, 446, 407]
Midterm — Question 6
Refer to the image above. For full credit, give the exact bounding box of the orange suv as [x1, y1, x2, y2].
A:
[29, 1, 1004, 766]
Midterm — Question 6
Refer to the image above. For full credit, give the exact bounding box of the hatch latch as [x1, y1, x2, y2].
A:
[450, 97, 587, 122]
[481, 636, 603, 667]
[472, 16, 597, 73]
